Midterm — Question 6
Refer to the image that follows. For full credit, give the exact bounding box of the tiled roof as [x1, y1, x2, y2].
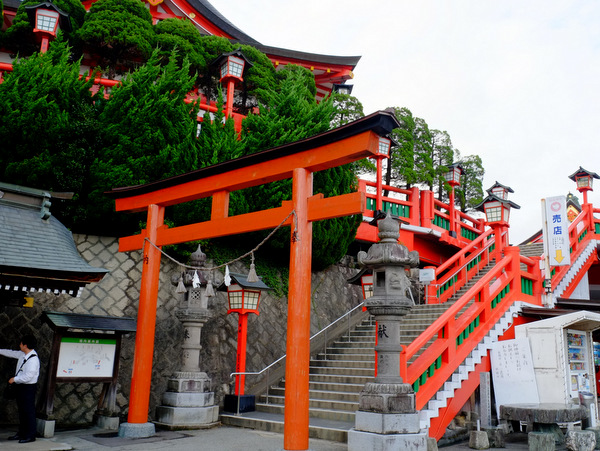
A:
[0, 202, 106, 276]
[43, 311, 136, 332]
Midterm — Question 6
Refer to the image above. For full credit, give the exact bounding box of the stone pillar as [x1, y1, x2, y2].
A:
[154, 245, 219, 429]
[348, 213, 429, 450]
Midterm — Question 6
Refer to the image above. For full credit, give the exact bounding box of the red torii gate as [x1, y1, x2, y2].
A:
[108, 110, 399, 450]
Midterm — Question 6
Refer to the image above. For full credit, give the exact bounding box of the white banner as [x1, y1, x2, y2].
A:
[543, 196, 571, 266]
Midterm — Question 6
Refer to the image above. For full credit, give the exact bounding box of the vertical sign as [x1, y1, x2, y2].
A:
[543, 196, 570, 266]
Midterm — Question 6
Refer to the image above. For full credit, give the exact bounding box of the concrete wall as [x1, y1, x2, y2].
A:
[0, 234, 363, 427]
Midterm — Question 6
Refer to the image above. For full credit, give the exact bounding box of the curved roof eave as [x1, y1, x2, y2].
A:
[190, 1, 360, 68]
[189, 0, 261, 45]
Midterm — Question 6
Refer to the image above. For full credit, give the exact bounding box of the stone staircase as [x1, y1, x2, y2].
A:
[219, 260, 504, 442]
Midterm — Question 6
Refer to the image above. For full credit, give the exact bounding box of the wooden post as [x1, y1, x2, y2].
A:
[284, 168, 313, 450]
[127, 204, 164, 424]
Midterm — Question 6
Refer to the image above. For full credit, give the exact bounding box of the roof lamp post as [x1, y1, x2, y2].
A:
[219, 272, 271, 412]
[211, 50, 252, 119]
[25, 2, 72, 54]
[476, 188, 520, 261]
[445, 163, 464, 238]
[568, 166, 600, 205]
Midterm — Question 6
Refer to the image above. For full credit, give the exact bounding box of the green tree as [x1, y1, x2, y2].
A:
[429, 129, 455, 199]
[241, 65, 360, 269]
[385, 107, 419, 189]
[0, 40, 100, 225]
[77, 0, 155, 77]
[455, 154, 485, 213]
[154, 18, 206, 74]
[331, 92, 364, 128]
[88, 49, 200, 235]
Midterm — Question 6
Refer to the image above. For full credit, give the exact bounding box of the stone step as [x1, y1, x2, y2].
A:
[309, 366, 374, 377]
[257, 402, 356, 422]
[307, 373, 373, 385]
[220, 410, 353, 442]
[258, 394, 358, 412]
[310, 359, 374, 369]
[264, 386, 360, 403]
[314, 352, 374, 361]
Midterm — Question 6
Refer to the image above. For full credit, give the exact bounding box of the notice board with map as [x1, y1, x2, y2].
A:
[56, 336, 117, 379]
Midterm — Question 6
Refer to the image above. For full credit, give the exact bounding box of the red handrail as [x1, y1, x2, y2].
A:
[400, 246, 542, 410]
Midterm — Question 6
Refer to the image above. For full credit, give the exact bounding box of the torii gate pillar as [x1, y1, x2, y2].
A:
[108, 111, 401, 450]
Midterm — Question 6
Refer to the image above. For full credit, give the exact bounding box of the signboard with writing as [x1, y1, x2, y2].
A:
[490, 338, 539, 416]
[543, 196, 571, 266]
[56, 337, 117, 379]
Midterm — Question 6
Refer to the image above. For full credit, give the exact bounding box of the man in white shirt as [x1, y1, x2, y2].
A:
[0, 335, 39, 444]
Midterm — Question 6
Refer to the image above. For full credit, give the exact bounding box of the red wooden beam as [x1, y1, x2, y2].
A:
[119, 192, 365, 251]
[113, 130, 380, 212]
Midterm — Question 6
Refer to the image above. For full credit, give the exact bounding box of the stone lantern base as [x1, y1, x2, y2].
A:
[348, 427, 429, 451]
[154, 371, 219, 430]
[348, 383, 429, 450]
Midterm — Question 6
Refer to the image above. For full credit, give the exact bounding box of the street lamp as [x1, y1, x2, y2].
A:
[25, 2, 72, 54]
[568, 166, 600, 205]
[219, 272, 271, 412]
[211, 50, 252, 119]
[445, 163, 464, 238]
[476, 187, 520, 260]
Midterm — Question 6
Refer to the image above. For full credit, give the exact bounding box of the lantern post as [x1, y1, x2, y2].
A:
[219, 272, 271, 413]
[212, 50, 252, 119]
[476, 184, 520, 262]
[25, 2, 71, 53]
[445, 163, 464, 237]
[568, 166, 599, 206]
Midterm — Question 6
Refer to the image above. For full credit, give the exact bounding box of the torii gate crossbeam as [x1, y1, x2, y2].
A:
[108, 111, 400, 450]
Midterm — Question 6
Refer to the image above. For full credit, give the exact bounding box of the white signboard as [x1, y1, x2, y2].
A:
[490, 338, 539, 417]
[543, 196, 571, 266]
[56, 337, 117, 378]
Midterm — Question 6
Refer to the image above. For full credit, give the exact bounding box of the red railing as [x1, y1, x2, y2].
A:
[550, 203, 600, 294]
[400, 246, 543, 410]
[424, 228, 495, 304]
[357, 179, 485, 245]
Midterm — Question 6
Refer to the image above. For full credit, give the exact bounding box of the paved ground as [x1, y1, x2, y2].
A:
[0, 424, 538, 451]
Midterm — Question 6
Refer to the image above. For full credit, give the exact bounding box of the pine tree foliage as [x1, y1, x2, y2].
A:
[89, 49, 200, 233]
[429, 130, 455, 198]
[77, 0, 155, 75]
[241, 65, 360, 269]
[455, 154, 485, 213]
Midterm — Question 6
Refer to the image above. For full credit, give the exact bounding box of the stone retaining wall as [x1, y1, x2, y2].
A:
[0, 234, 363, 427]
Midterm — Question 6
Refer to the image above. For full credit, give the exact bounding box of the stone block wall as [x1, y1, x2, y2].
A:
[0, 234, 363, 427]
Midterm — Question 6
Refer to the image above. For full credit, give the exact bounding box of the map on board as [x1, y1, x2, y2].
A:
[56, 337, 117, 378]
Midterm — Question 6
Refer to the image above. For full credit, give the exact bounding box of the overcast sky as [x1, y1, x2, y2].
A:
[210, 0, 600, 244]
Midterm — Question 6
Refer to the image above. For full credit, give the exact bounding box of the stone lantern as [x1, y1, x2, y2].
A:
[155, 245, 219, 429]
[348, 213, 429, 450]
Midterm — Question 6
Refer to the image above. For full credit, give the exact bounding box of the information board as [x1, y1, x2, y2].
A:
[56, 337, 117, 379]
[490, 338, 539, 417]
